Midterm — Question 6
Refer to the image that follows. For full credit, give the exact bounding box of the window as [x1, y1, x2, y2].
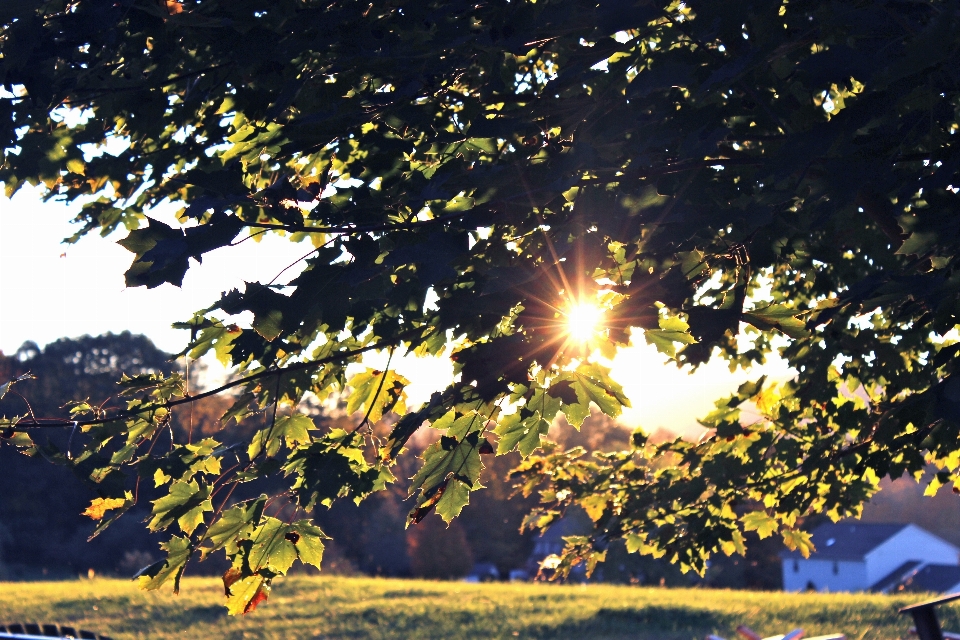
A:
[832, 561, 839, 575]
[793, 560, 799, 573]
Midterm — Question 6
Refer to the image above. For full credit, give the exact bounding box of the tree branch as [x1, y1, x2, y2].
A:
[9, 330, 423, 431]
[579, 157, 761, 185]
[241, 209, 478, 234]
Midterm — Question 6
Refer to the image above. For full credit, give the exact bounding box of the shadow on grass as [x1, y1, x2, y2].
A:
[323, 604, 736, 639]
[379, 589, 447, 599]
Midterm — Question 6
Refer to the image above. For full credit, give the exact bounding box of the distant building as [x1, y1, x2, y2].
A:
[463, 562, 500, 582]
[781, 522, 960, 593]
[526, 515, 590, 581]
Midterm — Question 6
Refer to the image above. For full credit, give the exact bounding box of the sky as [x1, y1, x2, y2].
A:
[0, 185, 793, 437]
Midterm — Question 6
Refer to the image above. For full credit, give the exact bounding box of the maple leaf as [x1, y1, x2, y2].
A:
[226, 575, 271, 615]
[82, 497, 128, 520]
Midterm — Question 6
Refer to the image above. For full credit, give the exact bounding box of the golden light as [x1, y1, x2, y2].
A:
[566, 302, 604, 343]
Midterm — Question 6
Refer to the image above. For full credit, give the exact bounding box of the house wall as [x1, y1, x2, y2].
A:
[782, 558, 867, 592]
[864, 525, 960, 587]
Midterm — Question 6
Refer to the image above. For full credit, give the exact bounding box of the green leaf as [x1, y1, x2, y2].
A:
[555, 363, 631, 425]
[252, 309, 284, 341]
[559, 399, 590, 429]
[624, 532, 666, 558]
[494, 411, 549, 457]
[283, 429, 383, 509]
[222, 392, 256, 426]
[188, 324, 239, 365]
[136, 536, 193, 592]
[644, 314, 697, 358]
[680, 250, 707, 278]
[247, 414, 314, 459]
[280, 414, 314, 448]
[435, 478, 471, 523]
[244, 517, 298, 575]
[409, 428, 485, 522]
[443, 195, 475, 212]
[896, 231, 938, 256]
[201, 496, 266, 559]
[580, 494, 608, 522]
[290, 520, 327, 569]
[140, 439, 223, 487]
[445, 412, 485, 440]
[148, 480, 213, 535]
[742, 305, 810, 339]
[410, 432, 483, 495]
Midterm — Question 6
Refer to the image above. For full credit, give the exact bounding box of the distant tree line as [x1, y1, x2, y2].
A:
[0, 332, 787, 586]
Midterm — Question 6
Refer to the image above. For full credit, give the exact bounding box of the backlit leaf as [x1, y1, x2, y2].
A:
[290, 520, 327, 569]
[347, 368, 410, 424]
[644, 314, 697, 358]
[82, 497, 128, 520]
[743, 305, 810, 340]
[781, 528, 814, 558]
[201, 496, 266, 559]
[148, 480, 213, 535]
[741, 511, 778, 539]
[135, 536, 193, 592]
[225, 575, 270, 616]
[435, 478, 472, 523]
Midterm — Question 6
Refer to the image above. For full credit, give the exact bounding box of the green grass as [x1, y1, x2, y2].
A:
[0, 577, 952, 640]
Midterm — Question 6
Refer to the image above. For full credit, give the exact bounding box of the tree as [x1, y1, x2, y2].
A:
[407, 516, 474, 580]
[0, 334, 174, 577]
[0, 333, 176, 417]
[3, 0, 960, 613]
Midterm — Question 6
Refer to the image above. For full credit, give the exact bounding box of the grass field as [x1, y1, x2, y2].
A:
[0, 577, 952, 640]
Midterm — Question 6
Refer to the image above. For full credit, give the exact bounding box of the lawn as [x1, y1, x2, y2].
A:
[0, 577, 950, 640]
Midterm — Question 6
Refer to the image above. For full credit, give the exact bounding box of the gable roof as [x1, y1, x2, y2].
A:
[781, 522, 909, 560]
[871, 560, 924, 593]
[898, 564, 960, 593]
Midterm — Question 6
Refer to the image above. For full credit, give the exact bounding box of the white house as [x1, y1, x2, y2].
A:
[781, 522, 960, 593]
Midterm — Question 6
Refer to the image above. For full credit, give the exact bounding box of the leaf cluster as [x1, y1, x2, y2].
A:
[5, 0, 960, 609]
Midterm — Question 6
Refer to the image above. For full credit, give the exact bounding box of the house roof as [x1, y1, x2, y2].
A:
[871, 560, 923, 593]
[781, 522, 910, 560]
[898, 564, 960, 594]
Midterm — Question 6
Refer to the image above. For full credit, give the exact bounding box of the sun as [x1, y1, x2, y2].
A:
[566, 303, 604, 343]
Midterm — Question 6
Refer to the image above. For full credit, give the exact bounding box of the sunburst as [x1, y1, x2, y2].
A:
[565, 302, 604, 344]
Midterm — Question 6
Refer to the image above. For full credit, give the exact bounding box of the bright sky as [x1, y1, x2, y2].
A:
[0, 185, 793, 437]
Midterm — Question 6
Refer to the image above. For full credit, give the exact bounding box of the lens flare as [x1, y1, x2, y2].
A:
[566, 303, 603, 343]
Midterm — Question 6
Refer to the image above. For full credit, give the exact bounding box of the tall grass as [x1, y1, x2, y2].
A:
[0, 577, 950, 639]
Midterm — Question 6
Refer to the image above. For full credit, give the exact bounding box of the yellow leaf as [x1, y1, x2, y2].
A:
[755, 384, 781, 415]
[782, 528, 815, 558]
[82, 497, 127, 520]
[225, 575, 270, 616]
[741, 511, 778, 539]
[580, 494, 608, 522]
[720, 529, 746, 557]
[347, 368, 410, 423]
[624, 533, 666, 558]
